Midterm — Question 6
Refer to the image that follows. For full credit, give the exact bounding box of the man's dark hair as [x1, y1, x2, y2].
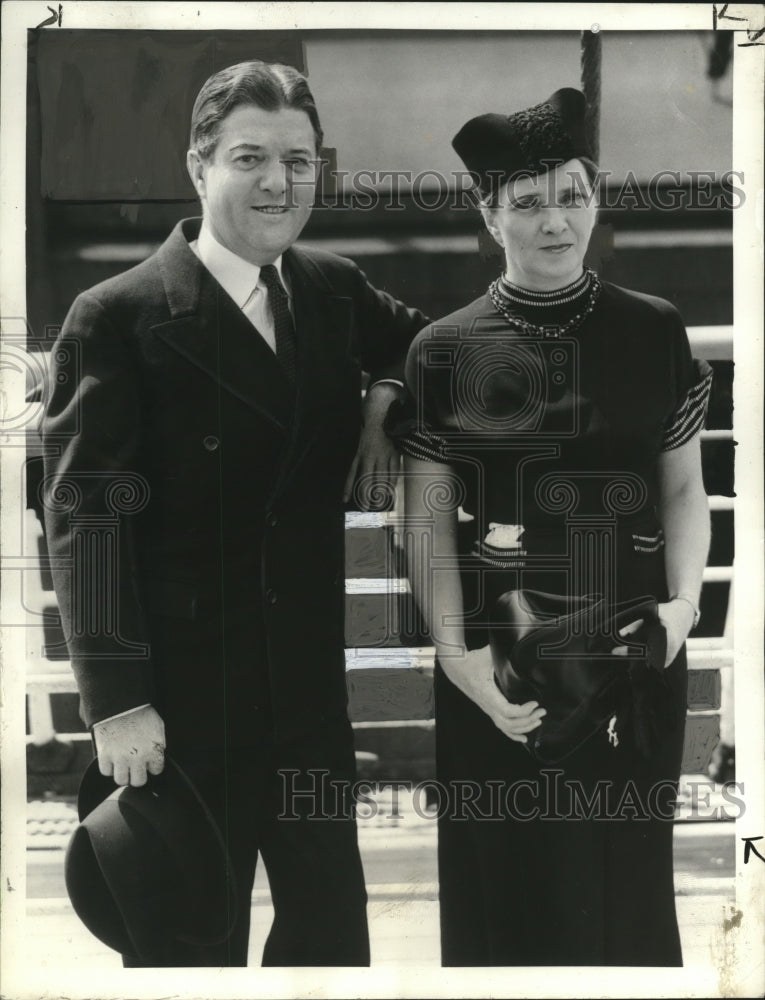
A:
[190, 60, 324, 159]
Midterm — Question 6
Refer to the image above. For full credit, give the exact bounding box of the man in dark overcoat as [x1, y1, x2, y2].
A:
[42, 59, 428, 967]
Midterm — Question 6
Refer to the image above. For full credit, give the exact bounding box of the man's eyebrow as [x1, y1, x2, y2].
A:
[282, 146, 315, 157]
[227, 142, 314, 155]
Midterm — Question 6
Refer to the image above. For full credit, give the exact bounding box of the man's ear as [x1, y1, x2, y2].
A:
[186, 149, 206, 200]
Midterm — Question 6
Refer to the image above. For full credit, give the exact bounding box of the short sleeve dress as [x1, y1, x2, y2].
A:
[388, 271, 713, 967]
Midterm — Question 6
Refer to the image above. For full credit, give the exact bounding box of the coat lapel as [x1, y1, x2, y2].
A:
[288, 246, 353, 424]
[269, 247, 354, 495]
[149, 223, 356, 492]
[151, 220, 293, 432]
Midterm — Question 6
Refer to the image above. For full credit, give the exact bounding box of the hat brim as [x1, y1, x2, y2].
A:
[66, 756, 236, 960]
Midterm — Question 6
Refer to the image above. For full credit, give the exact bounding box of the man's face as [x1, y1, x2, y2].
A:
[187, 104, 318, 265]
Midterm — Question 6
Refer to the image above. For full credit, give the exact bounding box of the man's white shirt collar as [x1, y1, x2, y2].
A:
[194, 222, 286, 308]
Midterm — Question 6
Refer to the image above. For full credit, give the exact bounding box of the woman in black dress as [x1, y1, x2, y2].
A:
[389, 89, 712, 966]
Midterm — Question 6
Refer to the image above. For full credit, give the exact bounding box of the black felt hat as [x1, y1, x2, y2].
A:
[65, 757, 236, 962]
[453, 88, 592, 197]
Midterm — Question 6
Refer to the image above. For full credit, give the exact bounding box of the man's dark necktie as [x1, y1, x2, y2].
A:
[259, 264, 297, 384]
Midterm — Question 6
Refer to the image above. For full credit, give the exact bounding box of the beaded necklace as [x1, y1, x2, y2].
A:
[489, 267, 602, 338]
[497, 269, 590, 307]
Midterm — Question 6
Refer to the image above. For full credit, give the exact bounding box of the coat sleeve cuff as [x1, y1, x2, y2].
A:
[72, 661, 156, 729]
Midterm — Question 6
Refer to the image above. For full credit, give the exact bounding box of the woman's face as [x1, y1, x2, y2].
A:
[482, 158, 598, 291]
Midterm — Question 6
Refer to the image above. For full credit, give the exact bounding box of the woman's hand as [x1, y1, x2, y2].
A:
[615, 599, 695, 669]
[440, 644, 546, 743]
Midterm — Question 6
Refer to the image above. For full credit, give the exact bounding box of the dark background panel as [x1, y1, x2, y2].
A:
[35, 30, 306, 200]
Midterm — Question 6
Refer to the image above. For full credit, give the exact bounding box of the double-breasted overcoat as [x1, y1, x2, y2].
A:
[43, 218, 428, 751]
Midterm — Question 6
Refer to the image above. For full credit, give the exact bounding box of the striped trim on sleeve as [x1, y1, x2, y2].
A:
[661, 364, 714, 452]
[397, 428, 450, 463]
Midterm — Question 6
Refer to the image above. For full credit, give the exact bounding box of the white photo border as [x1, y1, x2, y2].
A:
[1, 3, 762, 998]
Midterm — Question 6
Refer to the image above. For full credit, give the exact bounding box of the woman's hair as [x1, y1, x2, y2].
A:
[190, 60, 324, 160]
[479, 156, 601, 209]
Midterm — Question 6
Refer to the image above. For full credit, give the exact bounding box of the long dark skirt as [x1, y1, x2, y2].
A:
[435, 643, 687, 967]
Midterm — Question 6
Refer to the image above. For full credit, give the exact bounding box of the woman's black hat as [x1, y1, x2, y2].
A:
[453, 88, 592, 198]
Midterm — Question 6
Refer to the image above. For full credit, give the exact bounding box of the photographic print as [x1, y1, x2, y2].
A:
[1, 3, 762, 998]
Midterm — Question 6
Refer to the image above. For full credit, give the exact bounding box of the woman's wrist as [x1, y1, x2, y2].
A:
[669, 593, 701, 630]
[438, 644, 491, 696]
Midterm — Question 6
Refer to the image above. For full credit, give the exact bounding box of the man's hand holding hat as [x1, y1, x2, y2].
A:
[93, 705, 166, 787]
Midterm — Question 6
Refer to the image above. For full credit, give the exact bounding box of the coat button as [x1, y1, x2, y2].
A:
[203, 435, 220, 451]
[266, 589, 278, 605]
[266, 512, 278, 528]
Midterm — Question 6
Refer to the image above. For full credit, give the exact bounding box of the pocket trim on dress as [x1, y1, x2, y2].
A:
[631, 529, 665, 554]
